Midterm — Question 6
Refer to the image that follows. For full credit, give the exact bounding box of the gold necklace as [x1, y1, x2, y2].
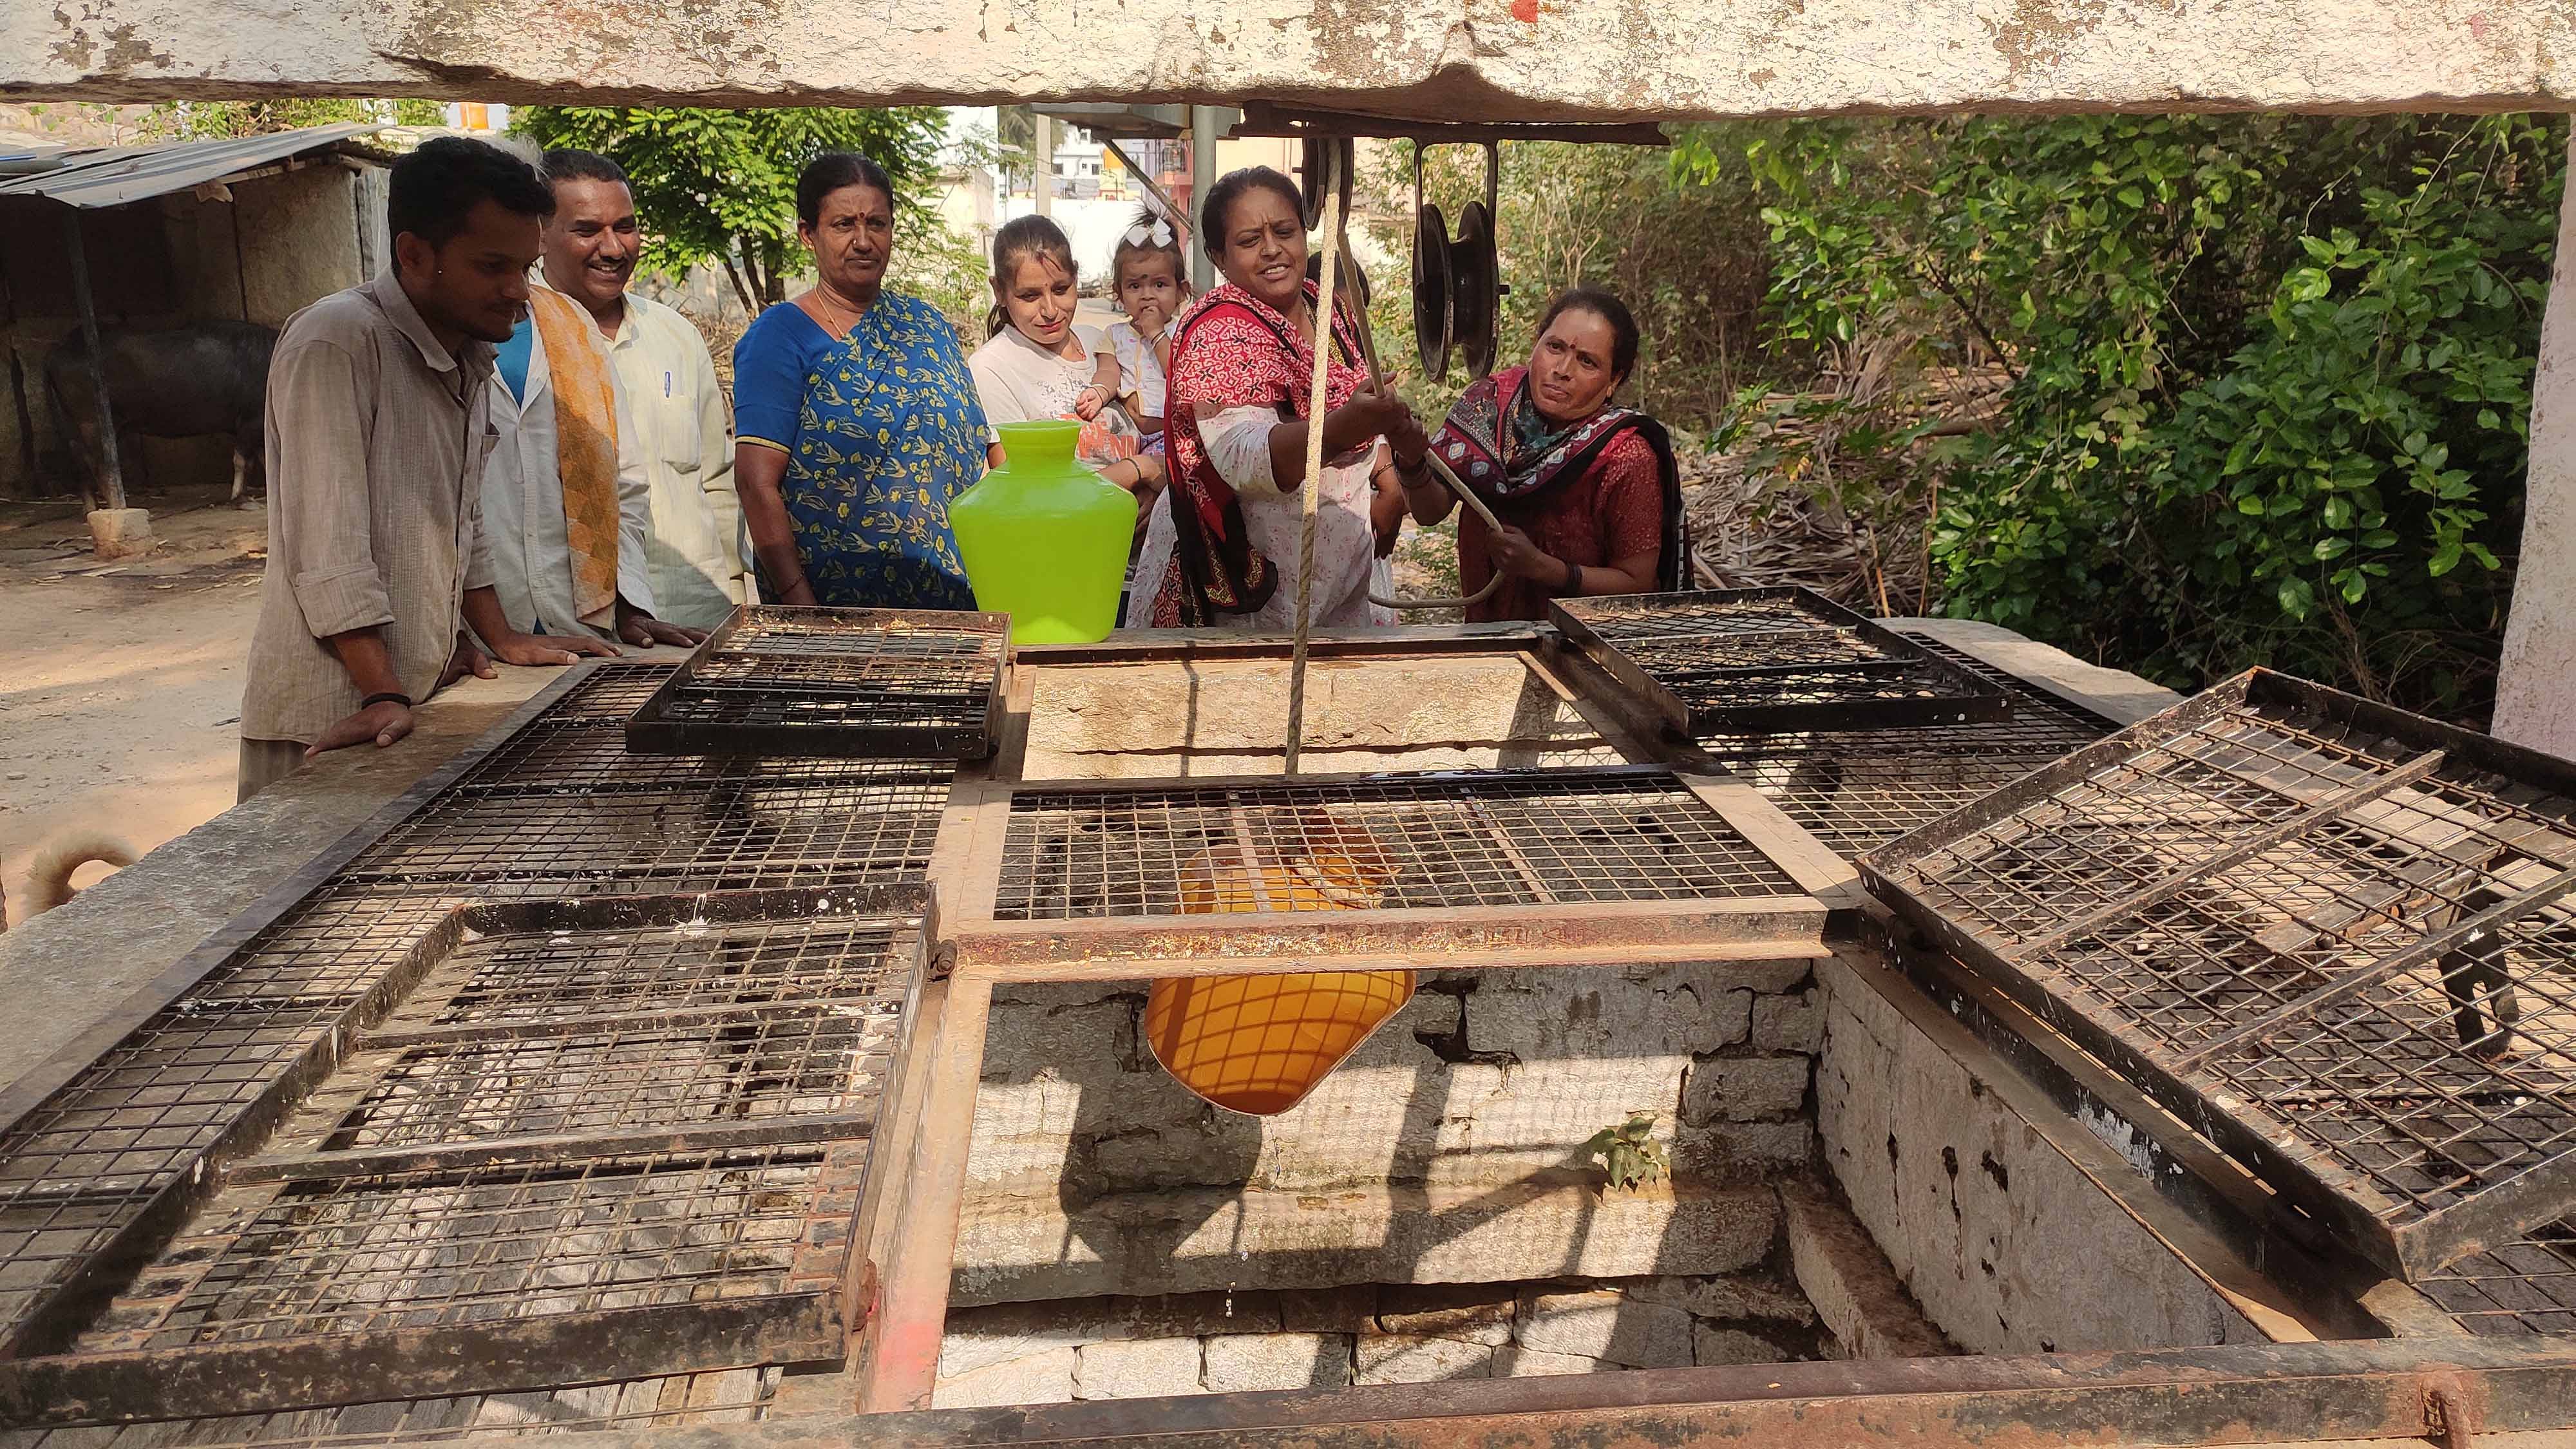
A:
[812, 282, 872, 337]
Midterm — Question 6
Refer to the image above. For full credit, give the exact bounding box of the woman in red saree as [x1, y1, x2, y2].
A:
[1129, 167, 1426, 629]
[1402, 288, 1687, 622]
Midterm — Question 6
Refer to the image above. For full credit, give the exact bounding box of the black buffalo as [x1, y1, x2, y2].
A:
[44, 321, 279, 509]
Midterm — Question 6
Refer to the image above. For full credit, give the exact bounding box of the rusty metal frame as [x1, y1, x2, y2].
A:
[1862, 668, 2576, 1280]
[0, 663, 951, 1427]
[626, 606, 1009, 760]
[531, 1336, 2576, 1446]
[936, 762, 1845, 978]
[0, 884, 933, 1423]
[24, 639, 2576, 1440]
[1552, 588, 2013, 736]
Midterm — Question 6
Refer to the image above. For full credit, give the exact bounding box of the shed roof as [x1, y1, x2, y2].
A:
[0, 122, 386, 208]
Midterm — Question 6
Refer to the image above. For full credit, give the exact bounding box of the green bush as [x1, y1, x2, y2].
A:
[1710, 114, 2563, 717]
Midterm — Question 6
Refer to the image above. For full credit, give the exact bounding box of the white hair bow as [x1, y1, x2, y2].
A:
[1124, 219, 1175, 248]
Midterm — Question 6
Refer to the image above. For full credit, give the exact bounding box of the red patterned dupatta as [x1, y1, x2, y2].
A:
[1432, 365, 1690, 592]
[1150, 280, 1370, 627]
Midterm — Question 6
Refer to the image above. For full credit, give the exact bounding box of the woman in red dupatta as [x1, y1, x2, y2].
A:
[1402, 287, 1687, 623]
[1130, 167, 1427, 629]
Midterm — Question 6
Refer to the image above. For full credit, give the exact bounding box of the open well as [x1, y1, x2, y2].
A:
[0, 621, 2571, 1445]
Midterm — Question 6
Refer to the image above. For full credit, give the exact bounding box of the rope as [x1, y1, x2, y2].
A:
[1323, 243, 1508, 612]
[1285, 189, 1343, 776]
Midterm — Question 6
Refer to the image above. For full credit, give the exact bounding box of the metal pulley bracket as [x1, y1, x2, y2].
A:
[1414, 204, 1453, 379]
[1450, 198, 1501, 381]
[1410, 140, 1506, 383]
[1299, 136, 1354, 231]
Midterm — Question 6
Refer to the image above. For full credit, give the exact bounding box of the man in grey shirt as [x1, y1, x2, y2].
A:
[236, 137, 618, 802]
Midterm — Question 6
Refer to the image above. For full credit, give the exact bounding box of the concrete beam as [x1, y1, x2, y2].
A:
[5, 0, 2576, 117]
[2493, 130, 2576, 760]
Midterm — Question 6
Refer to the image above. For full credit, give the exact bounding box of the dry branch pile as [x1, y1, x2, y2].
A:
[1684, 343, 2011, 617]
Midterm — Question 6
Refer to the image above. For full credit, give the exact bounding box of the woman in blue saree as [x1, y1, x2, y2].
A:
[733, 153, 1001, 609]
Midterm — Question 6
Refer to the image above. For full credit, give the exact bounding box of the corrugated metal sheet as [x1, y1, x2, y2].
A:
[0, 123, 385, 208]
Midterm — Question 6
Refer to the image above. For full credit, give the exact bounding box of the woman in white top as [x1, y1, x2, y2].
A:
[1128, 167, 1426, 630]
[966, 214, 1162, 500]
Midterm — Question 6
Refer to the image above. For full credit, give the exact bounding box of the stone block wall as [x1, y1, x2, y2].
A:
[954, 959, 1828, 1305]
[932, 1273, 1830, 1409]
[1815, 954, 2269, 1354]
[1019, 656, 1619, 779]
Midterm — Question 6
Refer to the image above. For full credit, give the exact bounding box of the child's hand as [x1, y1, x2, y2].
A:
[1073, 383, 1107, 420]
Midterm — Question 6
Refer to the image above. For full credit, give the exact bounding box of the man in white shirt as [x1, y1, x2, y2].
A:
[481, 272, 690, 645]
[533, 148, 750, 630]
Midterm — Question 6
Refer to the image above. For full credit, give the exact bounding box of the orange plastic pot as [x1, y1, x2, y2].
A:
[1144, 811, 1414, 1115]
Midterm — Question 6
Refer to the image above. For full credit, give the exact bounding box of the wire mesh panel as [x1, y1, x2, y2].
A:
[11, 902, 924, 1420]
[2417, 1222, 2576, 1334]
[1862, 668, 2576, 1278]
[279, 901, 925, 1161]
[1696, 635, 2114, 858]
[0, 891, 461, 1352]
[626, 607, 1006, 759]
[1553, 588, 2011, 734]
[338, 770, 952, 892]
[524, 663, 682, 725]
[388, 914, 921, 1030]
[100, 1148, 833, 1348]
[0, 1365, 780, 1446]
[296, 1019, 896, 1153]
[994, 768, 1800, 920]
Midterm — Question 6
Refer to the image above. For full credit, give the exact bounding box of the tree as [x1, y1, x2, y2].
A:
[513, 106, 952, 314]
[1696, 113, 2564, 719]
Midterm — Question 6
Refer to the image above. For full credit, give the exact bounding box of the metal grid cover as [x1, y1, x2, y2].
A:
[1553, 588, 2012, 734]
[389, 915, 922, 1029]
[626, 606, 1005, 759]
[307, 1016, 899, 1153]
[996, 768, 1799, 920]
[0, 657, 931, 1419]
[1862, 668, 2576, 1278]
[0, 890, 460, 1349]
[2418, 1221, 2576, 1335]
[1697, 634, 2115, 858]
[339, 770, 951, 892]
[107, 1147, 830, 1349]
[0, 1367, 777, 1447]
[521, 663, 680, 724]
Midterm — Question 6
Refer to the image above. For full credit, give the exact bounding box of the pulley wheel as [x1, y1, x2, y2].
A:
[1450, 200, 1501, 381]
[1412, 202, 1453, 380]
[1299, 137, 1354, 231]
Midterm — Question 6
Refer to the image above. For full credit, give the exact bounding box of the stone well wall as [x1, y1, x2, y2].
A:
[1019, 656, 1616, 779]
[953, 958, 1828, 1307]
[1816, 953, 2273, 1354]
[931, 1185, 1951, 1407]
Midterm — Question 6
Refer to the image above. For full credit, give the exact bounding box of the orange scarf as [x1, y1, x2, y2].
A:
[527, 287, 621, 627]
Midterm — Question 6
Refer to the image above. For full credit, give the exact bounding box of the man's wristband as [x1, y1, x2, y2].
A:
[361, 692, 413, 711]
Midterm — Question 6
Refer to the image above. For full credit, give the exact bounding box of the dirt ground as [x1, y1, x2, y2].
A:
[0, 486, 268, 927]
